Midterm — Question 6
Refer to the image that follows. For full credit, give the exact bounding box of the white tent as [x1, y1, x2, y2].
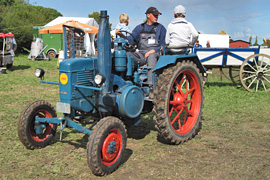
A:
[44, 17, 99, 27]
[45, 17, 98, 56]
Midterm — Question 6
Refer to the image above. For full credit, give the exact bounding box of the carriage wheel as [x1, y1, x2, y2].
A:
[240, 53, 270, 92]
[229, 66, 241, 86]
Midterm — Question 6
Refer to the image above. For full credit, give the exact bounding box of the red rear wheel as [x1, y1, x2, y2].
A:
[168, 69, 202, 135]
[154, 61, 203, 144]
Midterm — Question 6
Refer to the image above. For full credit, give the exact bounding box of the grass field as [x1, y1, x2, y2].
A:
[0, 55, 270, 180]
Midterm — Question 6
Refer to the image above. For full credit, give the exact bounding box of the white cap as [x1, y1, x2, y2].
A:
[174, 5, 186, 16]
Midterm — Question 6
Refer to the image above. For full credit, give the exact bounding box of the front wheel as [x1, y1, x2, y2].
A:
[153, 61, 203, 144]
[17, 100, 57, 150]
[87, 116, 127, 176]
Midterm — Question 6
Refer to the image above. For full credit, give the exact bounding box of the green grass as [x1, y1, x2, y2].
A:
[0, 56, 270, 179]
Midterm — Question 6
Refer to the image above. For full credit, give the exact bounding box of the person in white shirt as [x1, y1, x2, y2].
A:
[165, 5, 199, 53]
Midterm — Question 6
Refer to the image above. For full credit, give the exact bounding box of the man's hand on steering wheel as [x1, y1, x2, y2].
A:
[115, 30, 139, 46]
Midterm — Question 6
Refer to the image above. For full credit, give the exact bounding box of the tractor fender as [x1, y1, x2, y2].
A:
[154, 53, 206, 74]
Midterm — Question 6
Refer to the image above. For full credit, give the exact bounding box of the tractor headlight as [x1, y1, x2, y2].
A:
[35, 68, 45, 79]
[94, 74, 105, 85]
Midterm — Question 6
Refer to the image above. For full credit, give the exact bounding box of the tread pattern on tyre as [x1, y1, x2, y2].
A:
[87, 116, 127, 176]
[153, 60, 204, 145]
[17, 100, 57, 150]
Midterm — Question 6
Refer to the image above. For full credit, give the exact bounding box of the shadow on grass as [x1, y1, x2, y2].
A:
[122, 148, 133, 164]
[52, 114, 157, 148]
[52, 109, 203, 148]
[9, 65, 31, 71]
[205, 81, 237, 87]
[126, 114, 156, 140]
[53, 130, 89, 149]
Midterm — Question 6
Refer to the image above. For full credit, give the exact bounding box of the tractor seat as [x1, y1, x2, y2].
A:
[163, 44, 193, 55]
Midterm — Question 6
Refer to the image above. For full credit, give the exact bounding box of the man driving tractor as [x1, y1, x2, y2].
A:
[116, 6, 166, 97]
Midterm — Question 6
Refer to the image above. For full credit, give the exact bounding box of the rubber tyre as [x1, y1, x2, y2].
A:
[153, 61, 203, 144]
[87, 116, 127, 176]
[47, 50, 56, 59]
[17, 100, 57, 150]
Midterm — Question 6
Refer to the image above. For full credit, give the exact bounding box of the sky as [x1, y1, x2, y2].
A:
[28, 0, 270, 44]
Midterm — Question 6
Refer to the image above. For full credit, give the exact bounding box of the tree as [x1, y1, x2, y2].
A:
[253, 36, 259, 46]
[88, 11, 112, 29]
[249, 36, 252, 45]
[0, 0, 62, 51]
[88, 11, 100, 25]
[218, 30, 228, 35]
[263, 38, 270, 47]
[0, 0, 15, 6]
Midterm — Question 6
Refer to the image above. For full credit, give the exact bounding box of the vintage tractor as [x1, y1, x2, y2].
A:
[18, 10, 206, 176]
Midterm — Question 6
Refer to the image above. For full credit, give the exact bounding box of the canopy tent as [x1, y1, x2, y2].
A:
[0, 33, 14, 38]
[38, 17, 99, 56]
[38, 20, 98, 34]
[45, 17, 98, 27]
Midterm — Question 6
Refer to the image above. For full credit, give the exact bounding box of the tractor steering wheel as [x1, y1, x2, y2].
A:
[116, 30, 139, 52]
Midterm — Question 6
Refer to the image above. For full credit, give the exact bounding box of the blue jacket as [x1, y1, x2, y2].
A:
[127, 23, 166, 53]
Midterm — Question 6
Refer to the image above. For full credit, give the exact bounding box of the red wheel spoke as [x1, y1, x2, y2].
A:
[187, 87, 196, 95]
[174, 75, 185, 96]
[183, 109, 188, 124]
[169, 107, 175, 117]
[177, 118, 181, 130]
[171, 107, 183, 126]
[174, 81, 183, 95]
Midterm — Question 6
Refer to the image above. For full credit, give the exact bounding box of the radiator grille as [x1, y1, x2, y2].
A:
[77, 70, 94, 86]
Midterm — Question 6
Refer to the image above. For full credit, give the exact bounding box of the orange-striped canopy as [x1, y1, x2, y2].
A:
[39, 20, 98, 34]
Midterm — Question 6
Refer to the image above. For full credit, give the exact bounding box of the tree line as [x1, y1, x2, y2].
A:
[0, 0, 62, 52]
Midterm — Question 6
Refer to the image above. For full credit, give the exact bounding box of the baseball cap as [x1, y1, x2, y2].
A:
[174, 5, 186, 15]
[145, 7, 162, 15]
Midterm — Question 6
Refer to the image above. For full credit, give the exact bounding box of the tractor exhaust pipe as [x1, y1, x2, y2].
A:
[97, 10, 115, 114]
[97, 10, 112, 93]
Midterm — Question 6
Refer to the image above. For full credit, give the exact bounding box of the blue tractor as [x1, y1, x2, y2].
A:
[18, 11, 206, 176]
